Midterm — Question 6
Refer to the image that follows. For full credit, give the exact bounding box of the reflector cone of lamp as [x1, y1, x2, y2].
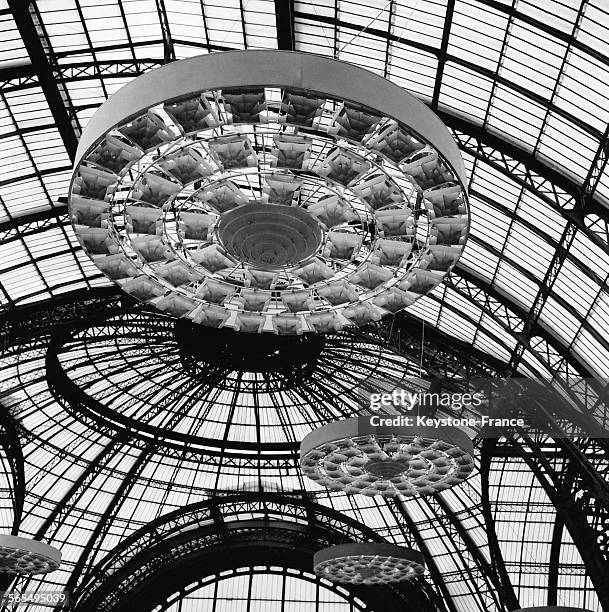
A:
[300, 417, 474, 496]
[68, 50, 469, 334]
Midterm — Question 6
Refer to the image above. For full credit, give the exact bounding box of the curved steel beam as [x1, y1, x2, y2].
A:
[480, 438, 521, 610]
[73, 493, 437, 612]
[507, 435, 609, 611]
[0, 409, 25, 534]
[390, 499, 458, 612]
[7, 0, 78, 160]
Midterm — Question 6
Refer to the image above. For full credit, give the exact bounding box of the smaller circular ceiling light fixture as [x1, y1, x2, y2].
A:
[0, 535, 61, 575]
[313, 543, 425, 585]
[68, 51, 469, 334]
[300, 417, 474, 496]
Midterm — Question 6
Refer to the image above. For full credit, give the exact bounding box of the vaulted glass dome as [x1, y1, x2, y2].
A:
[1, 1, 608, 611]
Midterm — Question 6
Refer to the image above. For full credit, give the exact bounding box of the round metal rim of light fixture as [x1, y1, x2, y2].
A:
[300, 417, 474, 496]
[69, 50, 469, 334]
[0, 535, 62, 576]
[313, 542, 425, 585]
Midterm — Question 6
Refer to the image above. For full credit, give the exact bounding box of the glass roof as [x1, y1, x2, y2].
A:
[158, 569, 368, 612]
[1, 1, 608, 611]
[0, 0, 607, 383]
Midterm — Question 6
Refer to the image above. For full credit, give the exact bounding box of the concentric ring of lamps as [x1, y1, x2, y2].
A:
[300, 417, 474, 496]
[313, 543, 425, 585]
[68, 50, 469, 334]
[0, 535, 61, 575]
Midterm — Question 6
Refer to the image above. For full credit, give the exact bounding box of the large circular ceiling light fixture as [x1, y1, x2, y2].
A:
[313, 543, 425, 585]
[0, 535, 61, 575]
[300, 417, 474, 496]
[69, 51, 469, 334]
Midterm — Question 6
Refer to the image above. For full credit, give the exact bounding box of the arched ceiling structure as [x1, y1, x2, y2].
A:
[1, 1, 609, 612]
[1, 0, 609, 384]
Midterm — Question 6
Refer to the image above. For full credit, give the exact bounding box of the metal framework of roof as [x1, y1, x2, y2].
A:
[1, 1, 609, 611]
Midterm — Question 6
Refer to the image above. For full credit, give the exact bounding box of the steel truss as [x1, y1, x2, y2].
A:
[503, 434, 609, 610]
[42, 308, 414, 458]
[71, 493, 440, 612]
[0, 410, 25, 593]
[0, 410, 24, 535]
[7, 0, 79, 159]
[3, 292, 609, 609]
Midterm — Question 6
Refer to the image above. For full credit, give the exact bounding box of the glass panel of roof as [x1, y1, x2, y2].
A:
[0, 98, 13, 139]
[516, 190, 567, 242]
[295, 0, 334, 19]
[449, 0, 507, 73]
[339, 0, 390, 29]
[0, 263, 47, 299]
[242, 0, 278, 49]
[487, 85, 546, 152]
[471, 162, 522, 213]
[468, 197, 512, 251]
[4, 86, 54, 130]
[552, 258, 600, 318]
[1, 133, 36, 180]
[65, 78, 107, 108]
[437, 306, 479, 344]
[578, 0, 609, 57]
[205, 0, 246, 48]
[81, 2, 130, 47]
[295, 23, 335, 56]
[570, 230, 609, 281]
[442, 285, 483, 321]
[557, 48, 609, 133]
[42, 169, 72, 202]
[517, 352, 553, 378]
[537, 111, 599, 183]
[164, 0, 207, 44]
[478, 313, 518, 351]
[493, 260, 538, 310]
[474, 329, 512, 361]
[587, 289, 609, 333]
[406, 292, 442, 325]
[0, 10, 28, 67]
[36, 0, 90, 52]
[386, 45, 438, 100]
[572, 327, 609, 377]
[518, 0, 581, 36]
[457, 241, 500, 280]
[596, 165, 609, 205]
[503, 222, 555, 282]
[22, 226, 71, 259]
[500, 19, 567, 99]
[37, 252, 87, 287]
[338, 32, 388, 76]
[22, 128, 70, 171]
[392, 0, 446, 49]
[120, 0, 164, 42]
[0, 177, 51, 217]
[438, 61, 494, 123]
[0, 239, 29, 271]
[538, 295, 581, 345]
